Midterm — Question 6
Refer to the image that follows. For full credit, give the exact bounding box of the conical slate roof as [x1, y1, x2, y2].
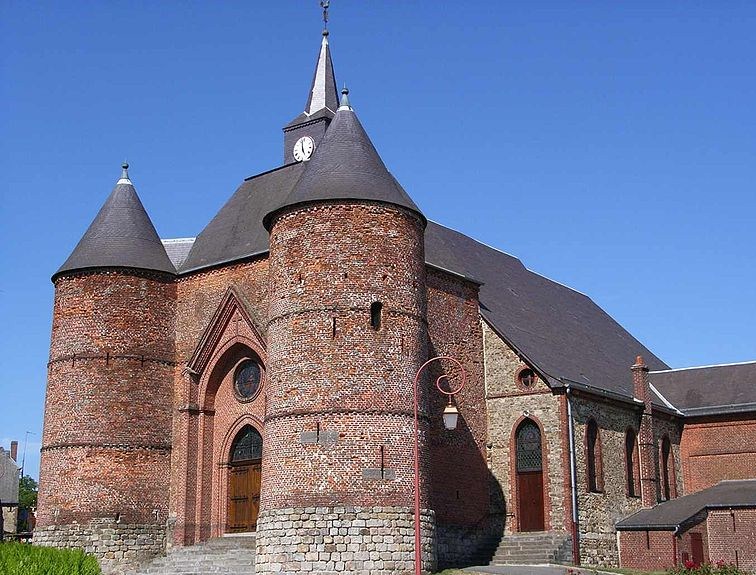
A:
[55, 165, 175, 278]
[266, 100, 424, 229]
[285, 34, 339, 128]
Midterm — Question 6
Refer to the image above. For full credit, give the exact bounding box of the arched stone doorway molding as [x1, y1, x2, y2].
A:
[172, 287, 267, 545]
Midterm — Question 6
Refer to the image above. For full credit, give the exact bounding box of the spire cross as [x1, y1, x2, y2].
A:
[320, 0, 329, 33]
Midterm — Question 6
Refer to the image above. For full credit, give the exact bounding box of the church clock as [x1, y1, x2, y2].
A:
[292, 136, 315, 162]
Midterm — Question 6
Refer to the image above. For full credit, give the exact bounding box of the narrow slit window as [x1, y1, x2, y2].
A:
[370, 302, 382, 330]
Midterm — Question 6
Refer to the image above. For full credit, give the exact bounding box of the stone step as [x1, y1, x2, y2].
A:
[126, 536, 257, 575]
[488, 532, 572, 567]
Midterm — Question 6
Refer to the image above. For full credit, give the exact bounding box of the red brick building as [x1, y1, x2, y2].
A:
[36, 24, 756, 575]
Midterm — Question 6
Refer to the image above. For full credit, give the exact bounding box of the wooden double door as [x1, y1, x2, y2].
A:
[227, 461, 261, 533]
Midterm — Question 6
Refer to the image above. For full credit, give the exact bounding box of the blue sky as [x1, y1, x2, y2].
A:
[1, 2, 754, 480]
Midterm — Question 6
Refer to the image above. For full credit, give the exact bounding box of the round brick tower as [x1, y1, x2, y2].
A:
[36, 164, 176, 567]
[256, 94, 435, 574]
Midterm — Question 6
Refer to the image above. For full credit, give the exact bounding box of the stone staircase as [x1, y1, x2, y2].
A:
[128, 534, 256, 575]
[489, 532, 572, 565]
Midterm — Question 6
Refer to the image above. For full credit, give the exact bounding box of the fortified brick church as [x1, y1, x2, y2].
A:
[37, 16, 756, 575]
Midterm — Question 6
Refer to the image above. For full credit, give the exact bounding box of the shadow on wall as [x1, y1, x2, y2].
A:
[425, 355, 506, 569]
[433, 414, 506, 569]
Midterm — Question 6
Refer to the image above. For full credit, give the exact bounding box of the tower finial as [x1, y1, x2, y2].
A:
[339, 85, 351, 110]
[320, 0, 330, 36]
[118, 161, 131, 184]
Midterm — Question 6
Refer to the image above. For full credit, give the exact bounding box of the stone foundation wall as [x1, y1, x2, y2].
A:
[254, 506, 435, 574]
[33, 520, 166, 574]
[436, 519, 503, 569]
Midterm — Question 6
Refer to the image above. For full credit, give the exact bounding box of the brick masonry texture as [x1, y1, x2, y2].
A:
[259, 201, 431, 572]
[706, 508, 756, 570]
[38, 272, 174, 550]
[618, 530, 677, 570]
[170, 262, 269, 545]
[425, 268, 492, 567]
[680, 415, 756, 493]
[39, 204, 756, 574]
[619, 508, 756, 571]
[34, 520, 166, 575]
[254, 506, 435, 574]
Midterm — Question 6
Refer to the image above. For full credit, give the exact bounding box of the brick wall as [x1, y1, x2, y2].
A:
[618, 530, 676, 570]
[37, 270, 174, 566]
[170, 261, 270, 545]
[706, 508, 756, 571]
[258, 201, 434, 573]
[680, 415, 756, 493]
[425, 268, 493, 567]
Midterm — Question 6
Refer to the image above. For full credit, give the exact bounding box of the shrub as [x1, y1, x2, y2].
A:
[667, 561, 750, 575]
[0, 542, 101, 575]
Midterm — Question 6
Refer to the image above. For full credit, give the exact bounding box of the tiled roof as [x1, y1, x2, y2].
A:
[264, 105, 423, 229]
[162, 238, 195, 270]
[650, 361, 756, 416]
[424, 222, 668, 395]
[180, 163, 305, 273]
[56, 178, 175, 278]
[616, 480, 756, 530]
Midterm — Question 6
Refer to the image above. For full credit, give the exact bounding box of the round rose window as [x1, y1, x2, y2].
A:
[234, 360, 261, 400]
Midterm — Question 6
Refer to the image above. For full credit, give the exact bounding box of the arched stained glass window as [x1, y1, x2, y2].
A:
[230, 426, 263, 462]
[516, 420, 542, 472]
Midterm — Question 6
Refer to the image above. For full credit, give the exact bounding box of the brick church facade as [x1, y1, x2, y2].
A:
[36, 24, 756, 575]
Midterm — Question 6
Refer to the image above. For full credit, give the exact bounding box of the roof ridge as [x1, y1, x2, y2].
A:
[428, 219, 591, 298]
[244, 162, 300, 182]
[161, 237, 196, 244]
[650, 359, 756, 373]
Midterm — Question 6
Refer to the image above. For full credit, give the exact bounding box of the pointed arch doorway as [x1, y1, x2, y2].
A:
[515, 418, 545, 531]
[226, 425, 263, 533]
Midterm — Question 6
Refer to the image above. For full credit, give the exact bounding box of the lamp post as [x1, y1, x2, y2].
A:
[412, 356, 466, 575]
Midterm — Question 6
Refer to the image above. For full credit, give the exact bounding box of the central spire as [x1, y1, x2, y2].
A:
[282, 5, 340, 163]
[303, 32, 339, 117]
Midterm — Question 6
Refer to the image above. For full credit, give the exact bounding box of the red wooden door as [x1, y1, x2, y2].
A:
[691, 533, 704, 567]
[516, 419, 545, 532]
[227, 462, 261, 532]
[517, 471, 544, 531]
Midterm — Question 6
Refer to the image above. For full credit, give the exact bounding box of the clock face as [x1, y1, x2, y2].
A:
[293, 136, 315, 162]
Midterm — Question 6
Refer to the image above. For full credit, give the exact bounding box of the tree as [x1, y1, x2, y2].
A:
[18, 475, 37, 509]
[17, 475, 38, 532]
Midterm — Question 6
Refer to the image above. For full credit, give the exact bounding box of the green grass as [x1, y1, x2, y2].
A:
[0, 542, 101, 575]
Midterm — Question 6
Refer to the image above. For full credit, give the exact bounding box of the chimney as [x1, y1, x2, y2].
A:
[10, 441, 18, 462]
[631, 355, 657, 507]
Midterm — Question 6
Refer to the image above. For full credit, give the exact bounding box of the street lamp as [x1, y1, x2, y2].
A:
[412, 356, 466, 575]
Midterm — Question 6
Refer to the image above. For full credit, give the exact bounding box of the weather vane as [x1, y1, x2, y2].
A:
[320, 0, 329, 31]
